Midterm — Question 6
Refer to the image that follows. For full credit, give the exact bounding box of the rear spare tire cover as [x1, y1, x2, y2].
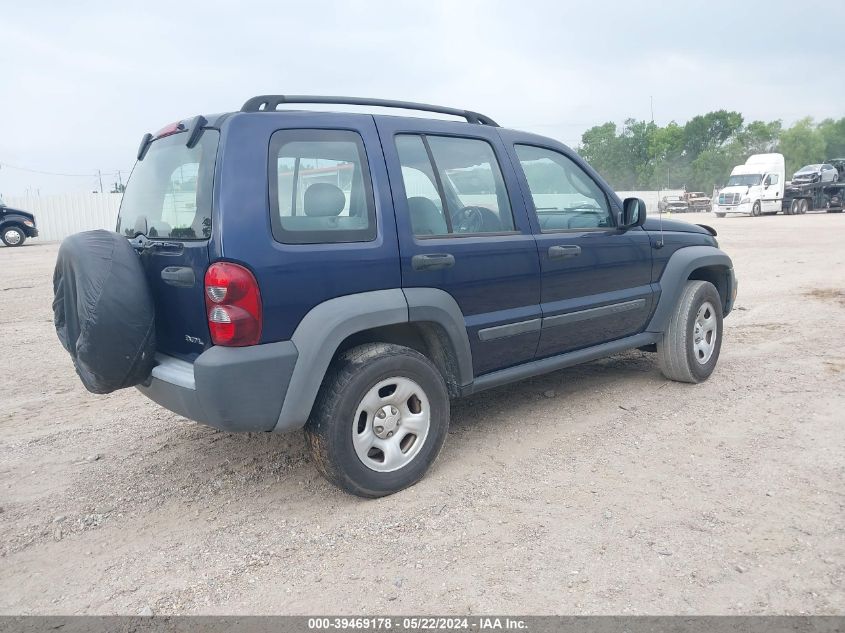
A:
[53, 230, 156, 394]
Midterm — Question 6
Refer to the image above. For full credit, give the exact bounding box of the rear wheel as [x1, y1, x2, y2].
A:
[1, 226, 26, 247]
[799, 198, 809, 214]
[751, 201, 762, 217]
[305, 343, 450, 498]
[657, 280, 723, 384]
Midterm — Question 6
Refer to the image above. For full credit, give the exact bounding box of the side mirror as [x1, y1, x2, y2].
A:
[620, 197, 646, 228]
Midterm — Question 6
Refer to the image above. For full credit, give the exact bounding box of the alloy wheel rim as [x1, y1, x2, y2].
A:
[693, 301, 717, 365]
[4, 229, 21, 245]
[352, 376, 431, 473]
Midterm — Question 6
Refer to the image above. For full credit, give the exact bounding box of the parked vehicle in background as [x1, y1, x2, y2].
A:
[713, 153, 784, 217]
[52, 95, 737, 497]
[658, 195, 689, 213]
[825, 185, 844, 212]
[792, 164, 839, 184]
[827, 158, 845, 180]
[683, 191, 711, 212]
[712, 154, 838, 217]
[0, 196, 39, 247]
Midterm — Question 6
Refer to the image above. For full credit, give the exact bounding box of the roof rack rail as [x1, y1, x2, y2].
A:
[240, 95, 499, 126]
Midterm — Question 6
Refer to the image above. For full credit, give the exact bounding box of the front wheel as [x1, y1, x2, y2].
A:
[657, 280, 724, 384]
[715, 212, 726, 218]
[305, 343, 450, 498]
[751, 201, 762, 217]
[1, 226, 26, 247]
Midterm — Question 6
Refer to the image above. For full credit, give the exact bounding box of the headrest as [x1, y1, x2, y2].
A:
[408, 196, 448, 235]
[303, 183, 346, 217]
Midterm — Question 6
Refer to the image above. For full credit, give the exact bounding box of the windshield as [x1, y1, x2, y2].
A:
[726, 174, 762, 187]
[117, 130, 219, 240]
[796, 165, 820, 174]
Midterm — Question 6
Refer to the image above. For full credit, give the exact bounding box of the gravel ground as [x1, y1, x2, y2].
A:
[1, 212, 843, 615]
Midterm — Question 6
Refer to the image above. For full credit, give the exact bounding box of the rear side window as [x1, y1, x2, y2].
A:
[269, 129, 376, 244]
[118, 130, 219, 240]
[395, 134, 515, 237]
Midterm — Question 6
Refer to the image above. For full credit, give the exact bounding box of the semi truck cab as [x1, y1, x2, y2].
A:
[713, 153, 785, 217]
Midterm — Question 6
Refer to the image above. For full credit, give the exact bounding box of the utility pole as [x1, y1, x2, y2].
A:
[650, 96, 654, 123]
[117, 170, 123, 190]
[98, 170, 104, 194]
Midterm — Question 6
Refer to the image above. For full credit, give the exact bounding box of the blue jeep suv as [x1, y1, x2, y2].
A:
[55, 95, 737, 497]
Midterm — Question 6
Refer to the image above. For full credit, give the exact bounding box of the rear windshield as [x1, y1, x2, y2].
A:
[117, 130, 219, 240]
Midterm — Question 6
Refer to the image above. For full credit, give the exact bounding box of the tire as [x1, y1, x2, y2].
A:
[787, 199, 799, 215]
[715, 213, 725, 218]
[751, 201, 761, 217]
[1, 226, 26, 247]
[799, 199, 809, 214]
[657, 280, 723, 384]
[53, 230, 156, 394]
[305, 343, 450, 498]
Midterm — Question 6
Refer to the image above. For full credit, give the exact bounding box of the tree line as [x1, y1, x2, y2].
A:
[576, 112, 845, 193]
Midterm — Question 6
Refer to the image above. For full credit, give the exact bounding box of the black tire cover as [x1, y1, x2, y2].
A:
[53, 230, 156, 394]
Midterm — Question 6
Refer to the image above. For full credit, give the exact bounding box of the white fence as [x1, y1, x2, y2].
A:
[5, 189, 684, 243]
[6, 193, 122, 242]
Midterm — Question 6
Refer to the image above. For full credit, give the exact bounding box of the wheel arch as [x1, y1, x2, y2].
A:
[688, 265, 729, 310]
[647, 246, 735, 333]
[1, 220, 26, 233]
[273, 288, 472, 432]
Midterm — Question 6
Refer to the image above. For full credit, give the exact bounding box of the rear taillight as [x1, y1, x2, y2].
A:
[204, 262, 262, 346]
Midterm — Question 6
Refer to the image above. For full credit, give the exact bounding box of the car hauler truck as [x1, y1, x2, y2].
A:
[713, 153, 840, 217]
[713, 154, 785, 217]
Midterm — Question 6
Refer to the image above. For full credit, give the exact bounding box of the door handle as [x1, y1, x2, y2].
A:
[161, 266, 196, 287]
[412, 253, 455, 271]
[548, 245, 581, 259]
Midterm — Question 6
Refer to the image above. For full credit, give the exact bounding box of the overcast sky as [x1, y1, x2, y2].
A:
[1, 0, 839, 196]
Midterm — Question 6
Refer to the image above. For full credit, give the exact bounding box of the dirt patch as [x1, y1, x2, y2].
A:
[803, 288, 845, 307]
[1, 213, 844, 615]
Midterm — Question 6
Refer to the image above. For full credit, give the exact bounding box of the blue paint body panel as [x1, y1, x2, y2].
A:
[121, 106, 730, 386]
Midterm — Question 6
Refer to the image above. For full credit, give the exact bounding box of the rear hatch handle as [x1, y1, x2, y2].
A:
[128, 234, 184, 254]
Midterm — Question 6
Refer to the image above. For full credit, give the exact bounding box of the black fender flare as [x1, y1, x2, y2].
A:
[403, 287, 474, 388]
[1, 213, 32, 231]
[646, 245, 735, 333]
[273, 288, 473, 432]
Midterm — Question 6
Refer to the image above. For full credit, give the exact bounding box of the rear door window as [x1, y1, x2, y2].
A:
[118, 130, 219, 240]
[269, 129, 376, 244]
[395, 134, 515, 237]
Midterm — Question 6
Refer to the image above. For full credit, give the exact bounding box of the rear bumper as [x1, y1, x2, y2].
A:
[137, 341, 298, 432]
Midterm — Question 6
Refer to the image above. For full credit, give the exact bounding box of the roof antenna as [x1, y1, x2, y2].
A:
[657, 200, 665, 248]
[650, 96, 664, 249]
[656, 180, 665, 250]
